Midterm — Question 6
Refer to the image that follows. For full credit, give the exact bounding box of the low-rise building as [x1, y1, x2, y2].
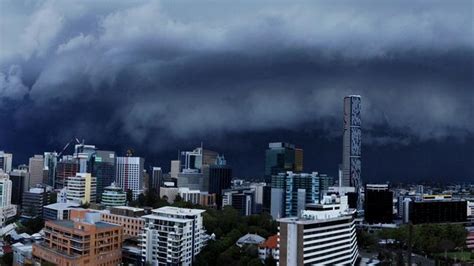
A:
[32, 209, 123, 265]
[258, 234, 279, 262]
[99, 206, 145, 239]
[405, 195, 467, 224]
[12, 242, 33, 266]
[43, 202, 81, 221]
[236, 233, 265, 247]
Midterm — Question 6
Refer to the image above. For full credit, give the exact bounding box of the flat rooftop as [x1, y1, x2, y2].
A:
[112, 206, 144, 212]
[44, 202, 80, 209]
[49, 220, 121, 229]
[152, 206, 205, 216]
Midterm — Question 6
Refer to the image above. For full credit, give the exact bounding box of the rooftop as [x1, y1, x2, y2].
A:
[259, 234, 278, 249]
[152, 206, 205, 216]
[236, 233, 265, 246]
[44, 202, 80, 210]
[50, 219, 120, 229]
[112, 206, 144, 212]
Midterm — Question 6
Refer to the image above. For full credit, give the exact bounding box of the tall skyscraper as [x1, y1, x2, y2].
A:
[0, 170, 17, 226]
[150, 167, 163, 194]
[92, 150, 116, 201]
[0, 151, 13, 173]
[28, 155, 44, 188]
[264, 142, 303, 182]
[341, 95, 362, 209]
[116, 156, 145, 200]
[9, 169, 28, 205]
[264, 142, 304, 213]
[170, 160, 181, 178]
[208, 155, 232, 209]
[43, 152, 57, 187]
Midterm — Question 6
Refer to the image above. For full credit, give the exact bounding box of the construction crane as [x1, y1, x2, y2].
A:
[57, 137, 82, 157]
[48, 138, 82, 188]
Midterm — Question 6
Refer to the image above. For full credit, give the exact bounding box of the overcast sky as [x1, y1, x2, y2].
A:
[0, 0, 473, 181]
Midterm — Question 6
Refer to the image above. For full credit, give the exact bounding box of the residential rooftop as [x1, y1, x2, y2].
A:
[151, 206, 205, 216]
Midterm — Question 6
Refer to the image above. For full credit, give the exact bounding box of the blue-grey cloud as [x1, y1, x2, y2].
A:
[0, 0, 472, 153]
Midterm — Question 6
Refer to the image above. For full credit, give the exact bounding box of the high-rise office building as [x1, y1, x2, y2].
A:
[141, 206, 207, 265]
[0, 170, 16, 226]
[341, 95, 362, 193]
[55, 156, 78, 189]
[150, 167, 163, 194]
[264, 143, 303, 182]
[43, 152, 57, 187]
[66, 173, 97, 204]
[170, 160, 181, 178]
[9, 169, 28, 205]
[222, 187, 256, 216]
[28, 155, 44, 188]
[364, 184, 393, 224]
[92, 150, 116, 201]
[271, 171, 333, 219]
[116, 156, 145, 200]
[32, 209, 123, 265]
[264, 142, 304, 213]
[208, 155, 232, 208]
[0, 151, 13, 173]
[101, 182, 127, 208]
[278, 195, 358, 265]
[21, 186, 53, 219]
[177, 147, 219, 192]
[180, 147, 218, 171]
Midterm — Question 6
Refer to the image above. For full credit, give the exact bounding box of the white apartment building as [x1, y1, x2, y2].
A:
[116, 157, 145, 200]
[278, 195, 359, 265]
[0, 170, 17, 226]
[66, 173, 96, 204]
[0, 151, 13, 173]
[141, 206, 207, 265]
[101, 182, 127, 207]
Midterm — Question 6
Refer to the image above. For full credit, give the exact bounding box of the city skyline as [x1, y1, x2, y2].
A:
[1, 1, 473, 182]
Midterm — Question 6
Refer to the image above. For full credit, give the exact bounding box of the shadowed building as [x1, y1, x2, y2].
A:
[364, 184, 393, 224]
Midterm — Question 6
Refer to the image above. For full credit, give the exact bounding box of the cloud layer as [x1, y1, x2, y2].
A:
[0, 0, 473, 154]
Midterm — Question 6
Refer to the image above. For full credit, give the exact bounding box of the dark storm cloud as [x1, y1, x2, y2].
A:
[0, 0, 473, 152]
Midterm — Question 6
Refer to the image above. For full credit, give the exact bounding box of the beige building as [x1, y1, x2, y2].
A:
[66, 173, 97, 204]
[28, 155, 44, 188]
[32, 209, 123, 266]
[99, 206, 145, 239]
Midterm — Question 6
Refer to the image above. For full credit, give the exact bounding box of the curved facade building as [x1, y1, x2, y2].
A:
[101, 182, 127, 207]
